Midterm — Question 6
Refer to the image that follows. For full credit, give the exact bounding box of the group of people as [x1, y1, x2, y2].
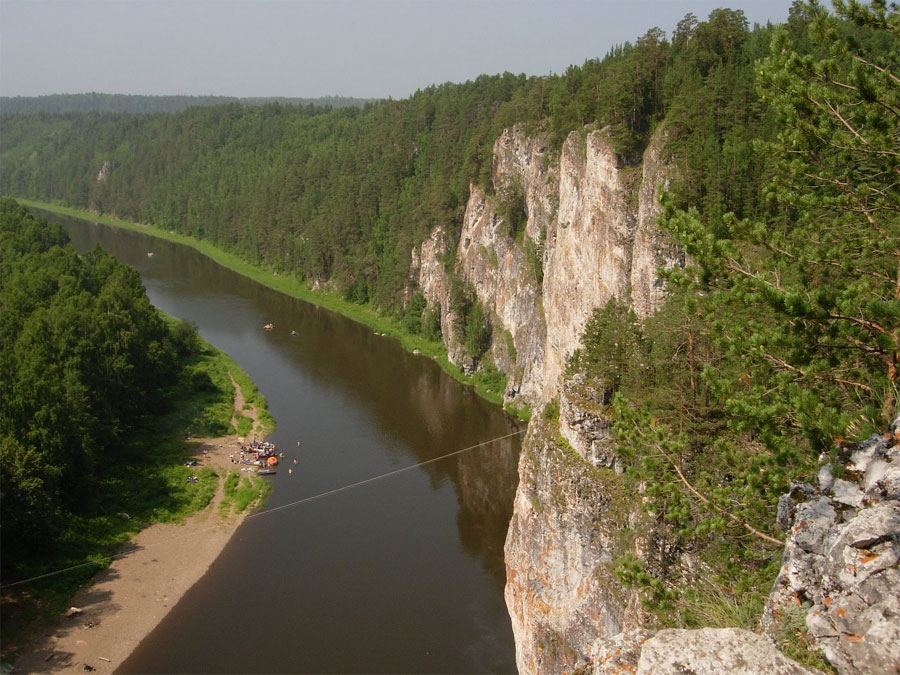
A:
[222, 439, 304, 476]
[229, 439, 281, 465]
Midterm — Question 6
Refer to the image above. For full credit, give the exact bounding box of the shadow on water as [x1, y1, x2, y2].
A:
[45, 211, 522, 674]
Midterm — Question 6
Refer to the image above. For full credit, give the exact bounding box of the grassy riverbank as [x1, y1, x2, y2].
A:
[18, 198, 528, 420]
[0, 332, 273, 664]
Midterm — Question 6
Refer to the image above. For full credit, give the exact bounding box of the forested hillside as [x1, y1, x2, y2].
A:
[1, 7, 776, 311]
[1, 1, 898, 668]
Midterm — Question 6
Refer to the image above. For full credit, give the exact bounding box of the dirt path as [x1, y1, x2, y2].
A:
[11, 378, 264, 674]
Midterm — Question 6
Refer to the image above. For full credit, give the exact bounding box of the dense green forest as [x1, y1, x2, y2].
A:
[1, 0, 897, 637]
[569, 0, 899, 628]
[0, 198, 195, 558]
[0, 93, 373, 115]
[1, 6, 778, 312]
[0, 198, 277, 656]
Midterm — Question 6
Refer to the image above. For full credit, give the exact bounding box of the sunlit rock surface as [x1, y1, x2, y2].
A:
[764, 416, 900, 675]
[411, 124, 677, 409]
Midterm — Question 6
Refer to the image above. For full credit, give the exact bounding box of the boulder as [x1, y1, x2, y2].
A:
[763, 415, 900, 675]
[636, 628, 821, 674]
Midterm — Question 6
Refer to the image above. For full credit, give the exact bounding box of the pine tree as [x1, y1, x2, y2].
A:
[664, 0, 899, 454]
[605, 1, 898, 593]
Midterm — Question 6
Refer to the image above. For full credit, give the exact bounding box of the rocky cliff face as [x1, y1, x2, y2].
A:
[507, 372, 900, 674]
[503, 373, 688, 673]
[503, 413, 645, 673]
[410, 124, 678, 408]
[762, 416, 900, 675]
[540, 129, 676, 401]
[410, 125, 682, 671]
[410, 124, 897, 675]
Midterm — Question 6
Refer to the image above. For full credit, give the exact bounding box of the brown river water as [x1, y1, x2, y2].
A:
[47, 211, 521, 674]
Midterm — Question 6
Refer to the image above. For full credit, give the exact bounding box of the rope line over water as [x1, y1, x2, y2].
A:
[0, 427, 526, 589]
[251, 428, 525, 520]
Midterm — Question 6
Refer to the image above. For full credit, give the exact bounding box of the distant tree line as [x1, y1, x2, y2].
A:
[0, 93, 373, 115]
[1, 8, 782, 316]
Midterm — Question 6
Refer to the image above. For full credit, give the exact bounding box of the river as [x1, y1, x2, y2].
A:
[44, 211, 521, 674]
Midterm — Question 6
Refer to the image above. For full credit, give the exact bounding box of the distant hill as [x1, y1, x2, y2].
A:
[0, 93, 375, 115]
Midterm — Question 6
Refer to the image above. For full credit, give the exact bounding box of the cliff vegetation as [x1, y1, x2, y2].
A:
[566, 0, 898, 661]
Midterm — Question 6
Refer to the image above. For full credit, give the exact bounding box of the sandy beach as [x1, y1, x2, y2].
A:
[11, 382, 266, 675]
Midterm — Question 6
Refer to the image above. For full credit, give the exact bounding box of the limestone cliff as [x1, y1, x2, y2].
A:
[408, 124, 889, 675]
[505, 370, 899, 674]
[410, 124, 678, 408]
[503, 412, 644, 673]
[409, 125, 682, 673]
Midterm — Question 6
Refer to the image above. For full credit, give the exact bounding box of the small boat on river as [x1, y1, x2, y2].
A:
[257, 469, 277, 475]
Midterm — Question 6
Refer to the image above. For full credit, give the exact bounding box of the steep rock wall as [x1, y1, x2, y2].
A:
[410, 125, 679, 673]
[409, 226, 469, 365]
[506, 383, 900, 674]
[504, 373, 694, 673]
[412, 123, 892, 675]
[540, 131, 633, 401]
[630, 129, 680, 319]
[456, 180, 546, 394]
[411, 124, 676, 408]
[503, 414, 645, 673]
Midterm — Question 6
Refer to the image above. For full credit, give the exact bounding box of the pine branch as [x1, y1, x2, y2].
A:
[625, 420, 783, 547]
[763, 353, 876, 394]
[650, 435, 783, 547]
[826, 312, 889, 336]
[849, 54, 900, 88]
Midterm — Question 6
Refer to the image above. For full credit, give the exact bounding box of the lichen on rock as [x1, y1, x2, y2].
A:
[763, 416, 900, 675]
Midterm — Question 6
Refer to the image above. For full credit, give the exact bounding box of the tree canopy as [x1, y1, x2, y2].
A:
[0, 198, 185, 556]
[572, 0, 899, 622]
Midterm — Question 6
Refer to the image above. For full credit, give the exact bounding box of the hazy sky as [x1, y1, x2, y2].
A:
[1, 0, 792, 100]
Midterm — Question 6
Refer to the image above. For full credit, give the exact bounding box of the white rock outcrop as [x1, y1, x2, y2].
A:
[636, 628, 821, 675]
[764, 417, 900, 675]
[411, 124, 677, 408]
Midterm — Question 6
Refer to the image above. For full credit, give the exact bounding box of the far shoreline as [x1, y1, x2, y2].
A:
[17, 197, 529, 421]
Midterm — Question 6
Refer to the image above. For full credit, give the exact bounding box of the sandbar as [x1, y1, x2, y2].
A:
[12, 383, 266, 674]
